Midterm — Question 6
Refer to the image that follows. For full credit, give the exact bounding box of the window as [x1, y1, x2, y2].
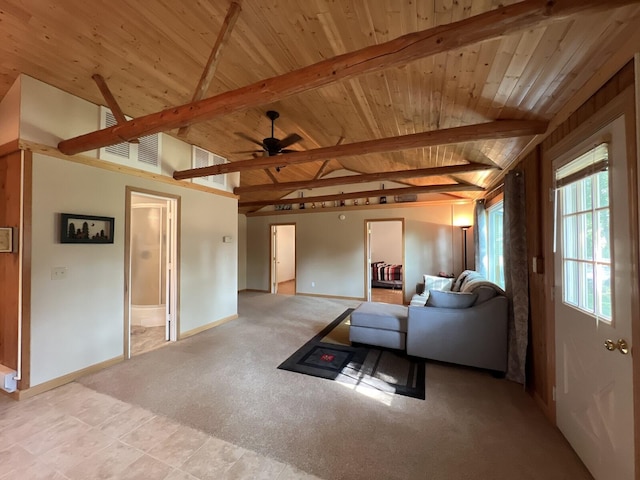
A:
[487, 200, 505, 289]
[556, 144, 611, 321]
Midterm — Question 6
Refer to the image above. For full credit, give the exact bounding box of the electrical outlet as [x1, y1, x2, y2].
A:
[311, 281, 315, 287]
[51, 267, 67, 280]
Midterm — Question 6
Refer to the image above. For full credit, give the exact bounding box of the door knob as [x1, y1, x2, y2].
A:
[617, 339, 629, 355]
[604, 338, 630, 354]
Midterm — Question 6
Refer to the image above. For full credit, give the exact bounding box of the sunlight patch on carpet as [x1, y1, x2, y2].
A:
[278, 308, 425, 400]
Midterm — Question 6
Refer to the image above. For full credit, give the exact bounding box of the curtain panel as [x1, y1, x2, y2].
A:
[473, 199, 487, 278]
[504, 171, 529, 384]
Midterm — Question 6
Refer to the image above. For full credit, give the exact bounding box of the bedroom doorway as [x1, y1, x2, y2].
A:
[366, 219, 404, 305]
[125, 189, 179, 358]
[270, 224, 296, 295]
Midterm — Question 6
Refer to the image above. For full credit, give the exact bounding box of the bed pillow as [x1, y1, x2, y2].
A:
[426, 290, 478, 309]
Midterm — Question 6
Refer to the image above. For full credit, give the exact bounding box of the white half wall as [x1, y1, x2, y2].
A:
[30, 153, 237, 386]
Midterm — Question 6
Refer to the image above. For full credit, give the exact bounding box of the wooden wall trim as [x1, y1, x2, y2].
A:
[14, 355, 123, 400]
[179, 314, 238, 340]
[19, 150, 32, 389]
[19, 140, 239, 200]
[0, 140, 20, 158]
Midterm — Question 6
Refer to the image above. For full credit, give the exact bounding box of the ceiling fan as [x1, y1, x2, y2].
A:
[235, 111, 303, 171]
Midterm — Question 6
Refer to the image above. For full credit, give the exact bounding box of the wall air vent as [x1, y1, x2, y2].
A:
[192, 146, 227, 188]
[104, 110, 130, 159]
[99, 107, 161, 173]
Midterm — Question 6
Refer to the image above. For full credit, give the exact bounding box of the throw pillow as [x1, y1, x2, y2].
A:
[426, 289, 478, 308]
[423, 274, 454, 293]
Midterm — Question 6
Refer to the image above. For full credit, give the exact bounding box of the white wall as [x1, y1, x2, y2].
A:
[247, 202, 475, 303]
[29, 154, 237, 386]
[276, 225, 295, 282]
[19, 74, 239, 193]
[237, 214, 247, 291]
[370, 221, 402, 265]
[8, 74, 239, 387]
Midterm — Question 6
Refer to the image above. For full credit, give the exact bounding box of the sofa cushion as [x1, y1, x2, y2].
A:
[351, 302, 408, 332]
[473, 285, 498, 305]
[426, 290, 478, 308]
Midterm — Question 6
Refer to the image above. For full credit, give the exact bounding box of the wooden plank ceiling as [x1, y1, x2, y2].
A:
[1, 0, 639, 214]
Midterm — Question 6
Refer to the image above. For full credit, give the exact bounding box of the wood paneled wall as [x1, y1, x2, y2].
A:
[0, 147, 31, 390]
[519, 61, 636, 420]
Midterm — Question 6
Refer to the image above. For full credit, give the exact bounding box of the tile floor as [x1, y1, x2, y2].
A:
[0, 382, 322, 480]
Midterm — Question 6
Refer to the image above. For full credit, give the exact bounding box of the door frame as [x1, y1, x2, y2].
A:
[544, 85, 640, 474]
[269, 223, 296, 294]
[124, 187, 181, 358]
[364, 218, 405, 302]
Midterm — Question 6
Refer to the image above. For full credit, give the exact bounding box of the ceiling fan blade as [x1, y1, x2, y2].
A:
[235, 132, 265, 148]
[277, 133, 303, 149]
[280, 149, 299, 153]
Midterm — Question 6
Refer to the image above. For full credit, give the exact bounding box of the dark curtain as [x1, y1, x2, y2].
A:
[504, 171, 529, 384]
[474, 199, 487, 278]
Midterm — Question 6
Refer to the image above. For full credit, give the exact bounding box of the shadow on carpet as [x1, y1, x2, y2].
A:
[278, 308, 425, 400]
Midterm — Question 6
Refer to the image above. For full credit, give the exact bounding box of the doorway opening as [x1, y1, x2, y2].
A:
[366, 219, 404, 305]
[270, 224, 296, 295]
[126, 189, 179, 357]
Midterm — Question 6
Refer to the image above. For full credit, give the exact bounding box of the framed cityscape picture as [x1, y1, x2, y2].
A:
[60, 213, 114, 244]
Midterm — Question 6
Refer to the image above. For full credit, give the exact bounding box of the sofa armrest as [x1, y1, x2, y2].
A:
[406, 296, 508, 372]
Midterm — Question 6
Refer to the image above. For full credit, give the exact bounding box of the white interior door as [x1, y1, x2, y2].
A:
[554, 114, 634, 480]
[270, 225, 277, 294]
[366, 222, 371, 302]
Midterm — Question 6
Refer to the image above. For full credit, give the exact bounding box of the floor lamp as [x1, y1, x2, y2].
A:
[460, 225, 471, 271]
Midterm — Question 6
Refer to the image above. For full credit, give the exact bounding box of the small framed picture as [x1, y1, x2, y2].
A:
[60, 213, 114, 244]
[0, 227, 12, 253]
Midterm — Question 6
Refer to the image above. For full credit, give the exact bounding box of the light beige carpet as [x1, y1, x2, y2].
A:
[78, 292, 592, 480]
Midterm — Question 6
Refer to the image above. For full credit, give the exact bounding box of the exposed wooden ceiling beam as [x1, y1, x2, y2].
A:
[239, 184, 484, 208]
[264, 168, 279, 184]
[174, 120, 547, 179]
[313, 160, 332, 180]
[234, 162, 495, 194]
[312, 137, 344, 180]
[56, 0, 632, 156]
[92, 74, 139, 144]
[177, 1, 242, 138]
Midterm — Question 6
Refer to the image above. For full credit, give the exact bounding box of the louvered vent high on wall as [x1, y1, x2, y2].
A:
[99, 107, 161, 173]
[192, 146, 227, 188]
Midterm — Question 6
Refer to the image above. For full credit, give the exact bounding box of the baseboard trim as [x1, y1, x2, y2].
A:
[180, 314, 239, 339]
[532, 391, 555, 423]
[295, 292, 366, 302]
[12, 355, 124, 401]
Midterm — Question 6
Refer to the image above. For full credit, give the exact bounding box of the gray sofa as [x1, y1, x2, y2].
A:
[350, 270, 509, 374]
[407, 270, 508, 373]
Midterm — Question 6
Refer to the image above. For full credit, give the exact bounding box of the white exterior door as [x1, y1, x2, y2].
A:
[554, 114, 634, 479]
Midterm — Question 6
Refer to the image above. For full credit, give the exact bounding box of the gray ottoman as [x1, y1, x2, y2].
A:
[350, 302, 408, 350]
